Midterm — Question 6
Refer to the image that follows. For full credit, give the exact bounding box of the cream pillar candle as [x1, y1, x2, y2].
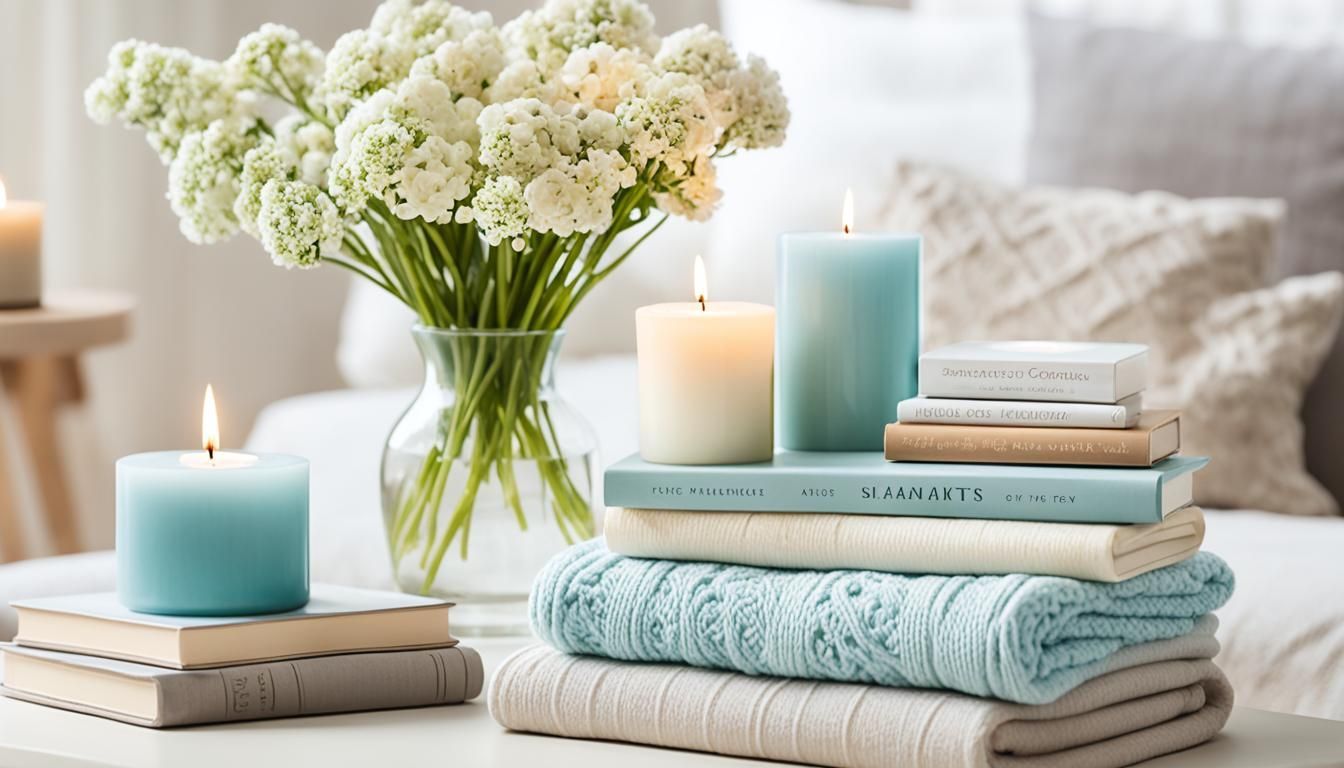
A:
[636, 256, 774, 465]
[0, 177, 42, 309]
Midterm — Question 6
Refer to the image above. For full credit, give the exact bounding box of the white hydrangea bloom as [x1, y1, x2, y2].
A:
[329, 119, 415, 213]
[484, 60, 566, 105]
[84, 40, 236, 163]
[371, 0, 493, 57]
[559, 43, 651, 112]
[654, 25, 740, 130]
[478, 98, 572, 181]
[525, 147, 633, 236]
[273, 115, 336, 187]
[329, 76, 479, 221]
[321, 30, 413, 120]
[504, 0, 658, 74]
[256, 179, 344, 268]
[392, 136, 476, 223]
[331, 89, 396, 169]
[411, 28, 508, 100]
[234, 141, 296, 237]
[388, 76, 482, 146]
[654, 152, 720, 221]
[471, 175, 529, 245]
[575, 106, 624, 151]
[166, 117, 260, 243]
[723, 55, 789, 150]
[227, 23, 325, 105]
[616, 72, 714, 175]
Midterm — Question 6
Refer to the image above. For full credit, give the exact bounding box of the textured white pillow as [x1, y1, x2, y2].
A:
[1175, 273, 1344, 516]
[876, 160, 1343, 516]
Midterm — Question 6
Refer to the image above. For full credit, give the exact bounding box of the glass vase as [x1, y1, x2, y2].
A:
[381, 327, 599, 636]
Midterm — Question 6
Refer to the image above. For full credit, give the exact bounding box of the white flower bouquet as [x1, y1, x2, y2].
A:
[87, 0, 788, 597]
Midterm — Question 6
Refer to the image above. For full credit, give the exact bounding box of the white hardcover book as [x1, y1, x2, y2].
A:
[918, 341, 1148, 404]
[897, 394, 1142, 428]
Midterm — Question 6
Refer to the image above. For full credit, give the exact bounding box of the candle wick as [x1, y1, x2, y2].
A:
[208, 446, 215, 461]
[698, 295, 706, 312]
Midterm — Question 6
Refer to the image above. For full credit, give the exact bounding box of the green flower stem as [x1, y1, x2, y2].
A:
[375, 183, 663, 589]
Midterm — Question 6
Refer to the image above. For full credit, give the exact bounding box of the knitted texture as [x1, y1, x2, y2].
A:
[490, 643, 1234, 768]
[530, 539, 1235, 704]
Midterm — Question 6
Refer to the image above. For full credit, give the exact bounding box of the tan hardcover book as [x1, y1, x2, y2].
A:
[11, 585, 455, 669]
[885, 410, 1181, 467]
[1, 643, 482, 727]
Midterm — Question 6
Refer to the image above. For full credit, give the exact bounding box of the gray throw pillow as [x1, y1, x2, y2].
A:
[1026, 14, 1344, 508]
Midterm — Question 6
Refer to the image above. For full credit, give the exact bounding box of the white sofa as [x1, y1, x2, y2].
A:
[2, 356, 1343, 721]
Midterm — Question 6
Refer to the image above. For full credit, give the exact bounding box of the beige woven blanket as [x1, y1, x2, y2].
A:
[604, 505, 1205, 582]
[490, 630, 1231, 768]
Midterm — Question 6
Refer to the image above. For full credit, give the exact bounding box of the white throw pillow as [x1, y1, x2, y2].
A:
[710, 0, 1030, 303]
[877, 159, 1343, 516]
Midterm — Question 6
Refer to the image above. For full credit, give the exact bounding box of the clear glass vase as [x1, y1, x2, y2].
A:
[381, 327, 599, 636]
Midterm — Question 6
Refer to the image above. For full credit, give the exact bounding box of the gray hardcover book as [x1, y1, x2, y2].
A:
[0, 643, 483, 727]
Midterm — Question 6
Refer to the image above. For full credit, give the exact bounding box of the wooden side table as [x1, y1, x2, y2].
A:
[0, 292, 133, 562]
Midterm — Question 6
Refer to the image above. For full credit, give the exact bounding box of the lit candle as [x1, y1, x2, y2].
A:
[116, 385, 310, 616]
[636, 256, 775, 465]
[777, 189, 921, 450]
[0, 176, 43, 309]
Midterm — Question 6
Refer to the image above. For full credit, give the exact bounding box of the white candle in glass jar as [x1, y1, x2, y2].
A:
[0, 177, 42, 309]
[635, 256, 775, 465]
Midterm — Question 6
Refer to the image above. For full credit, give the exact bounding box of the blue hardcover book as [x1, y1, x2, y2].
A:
[603, 452, 1207, 524]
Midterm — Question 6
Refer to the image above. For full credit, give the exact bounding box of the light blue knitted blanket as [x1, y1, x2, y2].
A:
[530, 539, 1234, 705]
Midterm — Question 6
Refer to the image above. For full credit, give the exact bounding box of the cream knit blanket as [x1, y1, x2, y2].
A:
[490, 628, 1232, 768]
[604, 505, 1205, 582]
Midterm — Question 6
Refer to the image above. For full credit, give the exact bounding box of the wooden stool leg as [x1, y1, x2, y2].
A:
[0, 388, 26, 561]
[0, 356, 84, 555]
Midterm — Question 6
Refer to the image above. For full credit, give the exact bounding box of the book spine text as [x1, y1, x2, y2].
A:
[919, 358, 1121, 403]
[896, 398, 1135, 428]
[883, 423, 1153, 467]
[605, 468, 1165, 524]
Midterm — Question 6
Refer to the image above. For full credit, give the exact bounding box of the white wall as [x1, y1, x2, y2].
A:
[0, 0, 717, 555]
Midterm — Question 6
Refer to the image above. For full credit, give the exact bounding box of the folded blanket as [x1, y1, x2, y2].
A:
[605, 505, 1206, 582]
[531, 539, 1234, 704]
[490, 640, 1233, 768]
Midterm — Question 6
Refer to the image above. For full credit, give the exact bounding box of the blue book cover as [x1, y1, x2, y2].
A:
[604, 452, 1208, 524]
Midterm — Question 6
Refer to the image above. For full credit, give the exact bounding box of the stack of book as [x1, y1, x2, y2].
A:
[0, 586, 481, 727]
[887, 340, 1178, 467]
[488, 340, 1234, 768]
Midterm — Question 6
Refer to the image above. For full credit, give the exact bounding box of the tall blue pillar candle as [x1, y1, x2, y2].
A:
[778, 211, 920, 451]
[116, 451, 310, 616]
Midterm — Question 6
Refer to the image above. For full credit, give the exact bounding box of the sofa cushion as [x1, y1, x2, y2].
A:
[1025, 13, 1344, 507]
[876, 160, 1343, 516]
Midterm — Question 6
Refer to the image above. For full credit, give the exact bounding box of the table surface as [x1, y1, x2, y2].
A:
[0, 638, 1341, 768]
[0, 291, 133, 358]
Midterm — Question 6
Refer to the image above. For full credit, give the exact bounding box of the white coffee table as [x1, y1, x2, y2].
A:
[0, 638, 1341, 768]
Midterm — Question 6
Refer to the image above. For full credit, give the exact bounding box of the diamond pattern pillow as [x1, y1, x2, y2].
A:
[877, 160, 1343, 515]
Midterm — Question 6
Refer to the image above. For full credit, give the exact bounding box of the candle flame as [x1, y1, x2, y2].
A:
[842, 188, 854, 236]
[693, 254, 708, 311]
[0, 177, 7, 209]
[202, 384, 220, 459]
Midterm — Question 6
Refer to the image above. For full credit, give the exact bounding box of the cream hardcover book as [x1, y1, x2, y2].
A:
[10, 585, 454, 669]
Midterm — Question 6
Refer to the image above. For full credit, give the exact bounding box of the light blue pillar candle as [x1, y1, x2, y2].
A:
[777, 231, 921, 450]
[116, 451, 310, 616]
